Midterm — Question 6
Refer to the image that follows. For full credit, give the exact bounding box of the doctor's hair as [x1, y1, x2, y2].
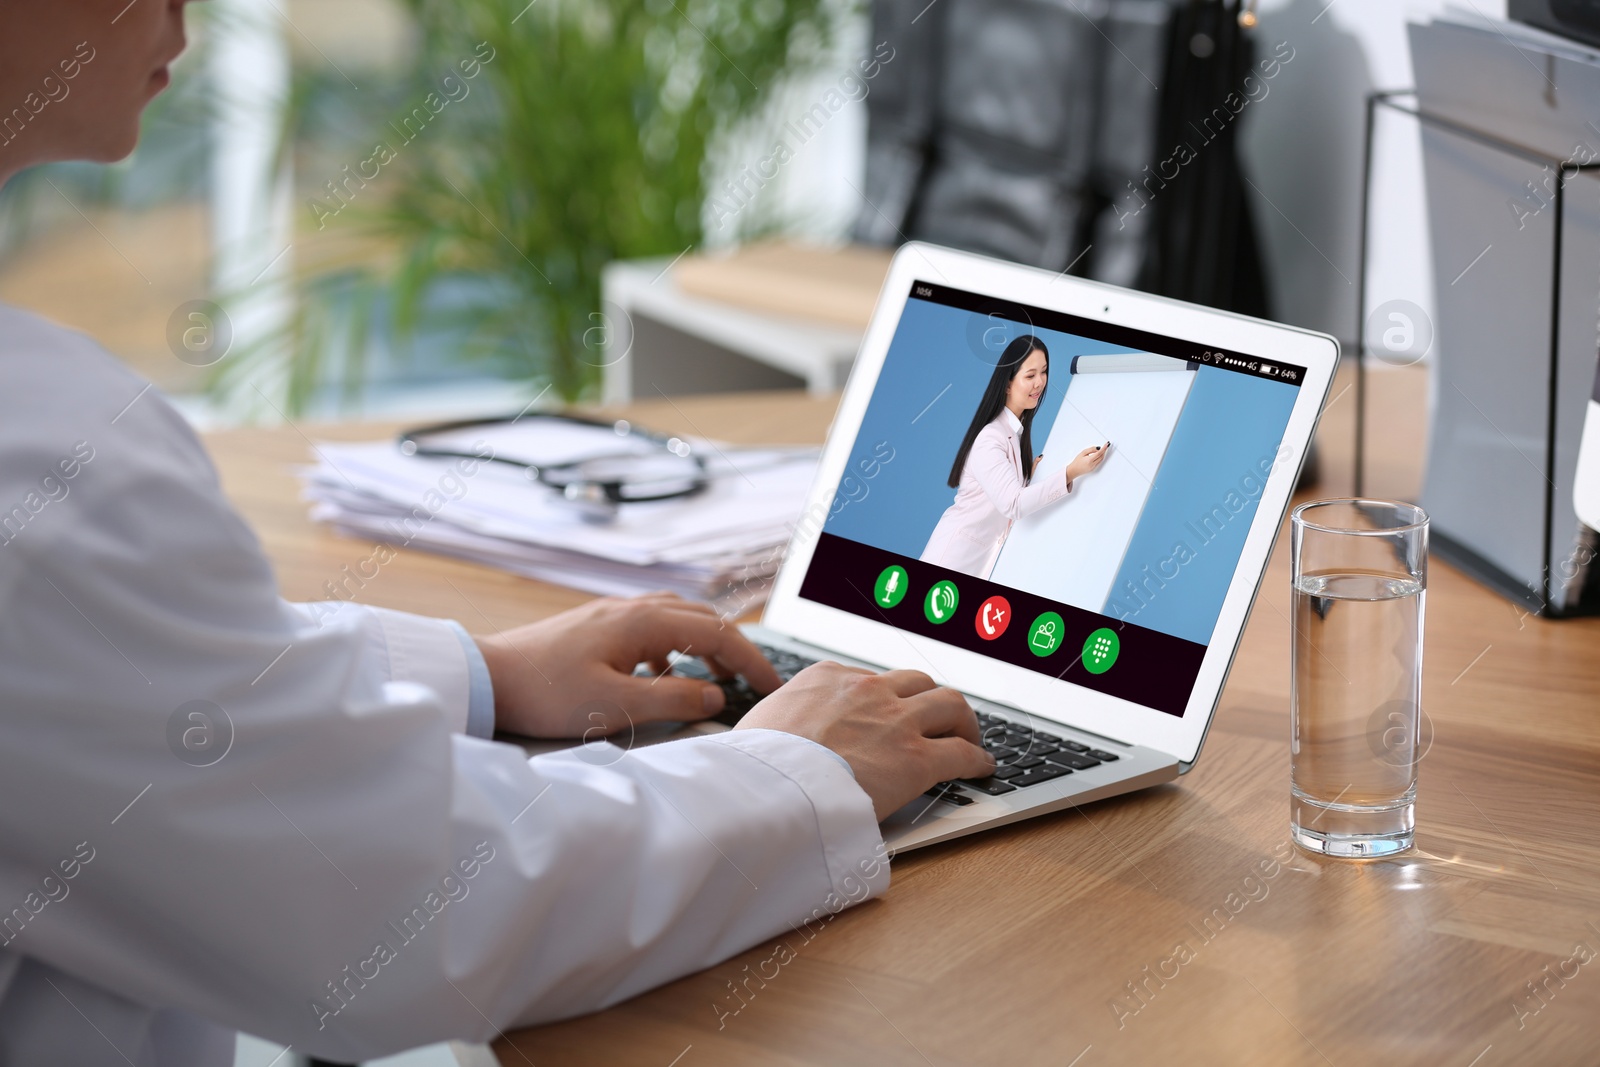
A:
[947, 335, 1050, 489]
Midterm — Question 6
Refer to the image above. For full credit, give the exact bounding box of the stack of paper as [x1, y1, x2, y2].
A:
[298, 419, 820, 613]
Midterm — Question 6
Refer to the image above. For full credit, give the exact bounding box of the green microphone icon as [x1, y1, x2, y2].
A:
[875, 565, 908, 608]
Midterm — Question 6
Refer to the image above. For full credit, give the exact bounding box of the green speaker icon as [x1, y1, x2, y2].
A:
[923, 580, 959, 624]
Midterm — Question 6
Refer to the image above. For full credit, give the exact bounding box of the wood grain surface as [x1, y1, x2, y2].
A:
[203, 377, 1600, 1067]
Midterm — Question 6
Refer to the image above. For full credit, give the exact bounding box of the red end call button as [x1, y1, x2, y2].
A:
[975, 595, 1012, 640]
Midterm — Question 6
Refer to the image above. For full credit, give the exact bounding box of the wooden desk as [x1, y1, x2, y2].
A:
[204, 386, 1600, 1067]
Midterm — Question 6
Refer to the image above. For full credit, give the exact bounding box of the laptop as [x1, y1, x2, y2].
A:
[663, 242, 1338, 852]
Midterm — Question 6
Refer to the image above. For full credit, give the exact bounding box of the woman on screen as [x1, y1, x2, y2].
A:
[921, 335, 1110, 578]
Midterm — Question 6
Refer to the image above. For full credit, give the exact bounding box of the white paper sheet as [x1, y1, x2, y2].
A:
[988, 362, 1195, 612]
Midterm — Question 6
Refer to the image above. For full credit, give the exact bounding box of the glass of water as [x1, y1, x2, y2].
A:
[1290, 499, 1428, 858]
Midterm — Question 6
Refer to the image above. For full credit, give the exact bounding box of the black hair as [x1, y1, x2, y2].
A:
[946, 334, 1050, 489]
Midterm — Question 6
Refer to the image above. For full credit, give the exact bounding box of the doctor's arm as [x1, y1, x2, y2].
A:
[968, 432, 1070, 521]
[1064, 443, 1111, 484]
[0, 395, 989, 1061]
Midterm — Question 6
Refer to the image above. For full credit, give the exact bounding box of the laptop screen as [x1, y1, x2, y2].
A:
[796, 281, 1307, 718]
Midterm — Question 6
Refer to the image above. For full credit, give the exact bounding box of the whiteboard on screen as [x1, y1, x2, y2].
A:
[989, 358, 1195, 612]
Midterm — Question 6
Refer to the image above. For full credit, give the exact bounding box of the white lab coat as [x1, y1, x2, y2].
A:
[920, 408, 1071, 578]
[0, 305, 888, 1065]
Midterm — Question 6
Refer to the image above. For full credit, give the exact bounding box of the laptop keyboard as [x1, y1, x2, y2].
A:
[657, 642, 812, 727]
[941, 712, 1120, 800]
[656, 643, 1120, 797]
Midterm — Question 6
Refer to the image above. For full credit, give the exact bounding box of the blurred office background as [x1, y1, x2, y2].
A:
[0, 0, 871, 422]
[0, 0, 1482, 442]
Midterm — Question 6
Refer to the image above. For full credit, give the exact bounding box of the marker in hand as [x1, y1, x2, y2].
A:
[1065, 441, 1112, 485]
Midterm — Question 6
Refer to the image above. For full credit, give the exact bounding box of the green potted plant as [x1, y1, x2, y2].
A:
[220, 0, 838, 414]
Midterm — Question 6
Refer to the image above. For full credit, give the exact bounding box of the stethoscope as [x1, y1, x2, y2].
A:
[396, 412, 811, 522]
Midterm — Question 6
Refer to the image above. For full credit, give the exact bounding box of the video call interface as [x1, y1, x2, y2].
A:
[798, 282, 1306, 717]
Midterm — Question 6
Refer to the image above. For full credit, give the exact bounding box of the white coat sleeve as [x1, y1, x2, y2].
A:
[0, 324, 889, 1063]
[966, 428, 1070, 522]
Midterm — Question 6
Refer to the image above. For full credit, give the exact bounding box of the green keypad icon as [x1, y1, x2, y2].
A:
[874, 565, 908, 608]
[1082, 627, 1120, 673]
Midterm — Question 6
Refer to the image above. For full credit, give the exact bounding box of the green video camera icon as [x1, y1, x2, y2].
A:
[1027, 612, 1064, 657]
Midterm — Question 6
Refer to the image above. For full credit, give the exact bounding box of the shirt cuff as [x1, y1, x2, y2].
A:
[447, 621, 497, 739]
[700, 728, 889, 900]
[366, 607, 478, 735]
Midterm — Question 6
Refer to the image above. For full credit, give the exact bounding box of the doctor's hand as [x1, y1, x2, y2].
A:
[736, 663, 995, 821]
[1064, 442, 1111, 485]
[474, 592, 782, 739]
